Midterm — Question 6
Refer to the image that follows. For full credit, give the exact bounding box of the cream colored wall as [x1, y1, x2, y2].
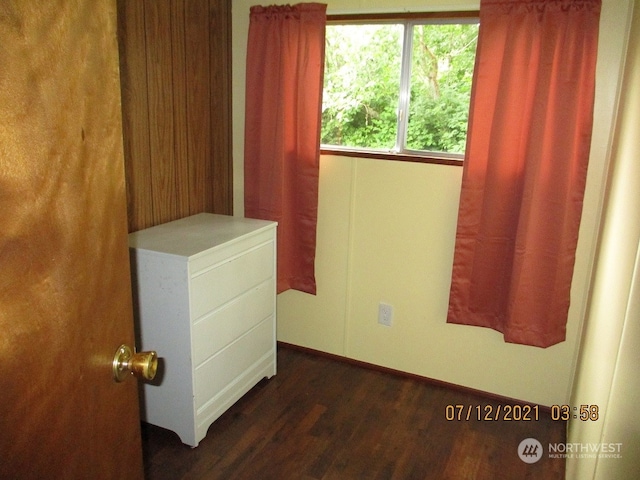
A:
[567, 1, 639, 478]
[232, 0, 631, 406]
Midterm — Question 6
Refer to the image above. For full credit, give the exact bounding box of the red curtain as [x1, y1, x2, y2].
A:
[244, 3, 327, 295]
[447, 0, 601, 347]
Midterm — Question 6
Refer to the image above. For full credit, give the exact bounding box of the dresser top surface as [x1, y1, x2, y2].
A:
[128, 214, 276, 257]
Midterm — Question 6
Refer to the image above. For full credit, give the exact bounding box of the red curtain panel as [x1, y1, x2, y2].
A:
[244, 3, 327, 295]
[447, 0, 602, 347]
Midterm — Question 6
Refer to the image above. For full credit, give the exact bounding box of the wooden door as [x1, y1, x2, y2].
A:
[0, 1, 144, 479]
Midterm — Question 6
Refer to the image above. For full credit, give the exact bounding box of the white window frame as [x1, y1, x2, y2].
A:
[321, 12, 479, 166]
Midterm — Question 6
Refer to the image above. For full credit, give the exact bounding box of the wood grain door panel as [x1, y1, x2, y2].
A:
[0, 1, 143, 478]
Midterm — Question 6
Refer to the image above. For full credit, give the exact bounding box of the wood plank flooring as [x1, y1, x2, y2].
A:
[141, 345, 566, 479]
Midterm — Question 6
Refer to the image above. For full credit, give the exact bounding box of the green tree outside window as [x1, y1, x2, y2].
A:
[321, 20, 479, 156]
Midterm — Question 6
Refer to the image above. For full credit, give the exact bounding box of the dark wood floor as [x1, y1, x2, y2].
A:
[141, 345, 566, 479]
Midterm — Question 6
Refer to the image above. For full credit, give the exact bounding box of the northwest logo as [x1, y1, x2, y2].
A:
[518, 438, 543, 464]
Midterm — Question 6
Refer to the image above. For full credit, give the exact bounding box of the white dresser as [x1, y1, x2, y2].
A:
[128, 213, 277, 447]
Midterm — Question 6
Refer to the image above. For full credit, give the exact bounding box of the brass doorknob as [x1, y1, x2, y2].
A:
[112, 344, 158, 382]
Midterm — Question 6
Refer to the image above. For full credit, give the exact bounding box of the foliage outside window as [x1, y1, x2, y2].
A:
[321, 17, 479, 160]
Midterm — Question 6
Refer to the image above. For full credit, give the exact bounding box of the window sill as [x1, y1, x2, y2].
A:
[319, 147, 464, 167]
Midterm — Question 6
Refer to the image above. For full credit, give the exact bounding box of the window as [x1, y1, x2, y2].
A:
[321, 13, 479, 162]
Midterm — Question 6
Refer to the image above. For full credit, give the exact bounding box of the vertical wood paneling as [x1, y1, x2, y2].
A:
[117, 0, 153, 232]
[209, 0, 232, 214]
[209, 0, 233, 213]
[118, 0, 232, 232]
[185, 0, 212, 215]
[170, 0, 191, 217]
[145, 0, 178, 226]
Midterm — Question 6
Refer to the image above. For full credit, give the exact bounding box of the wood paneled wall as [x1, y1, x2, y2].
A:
[117, 0, 232, 232]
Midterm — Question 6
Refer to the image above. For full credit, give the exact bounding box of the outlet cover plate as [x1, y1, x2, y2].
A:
[378, 303, 393, 326]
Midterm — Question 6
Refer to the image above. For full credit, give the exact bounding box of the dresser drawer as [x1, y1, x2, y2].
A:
[188, 228, 275, 274]
[194, 316, 274, 411]
[190, 242, 274, 320]
[192, 279, 275, 366]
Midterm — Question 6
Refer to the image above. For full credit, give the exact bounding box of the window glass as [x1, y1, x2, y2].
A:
[321, 18, 479, 158]
[322, 24, 403, 150]
[406, 23, 478, 154]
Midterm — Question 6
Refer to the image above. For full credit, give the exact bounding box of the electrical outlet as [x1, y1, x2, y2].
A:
[378, 303, 393, 327]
